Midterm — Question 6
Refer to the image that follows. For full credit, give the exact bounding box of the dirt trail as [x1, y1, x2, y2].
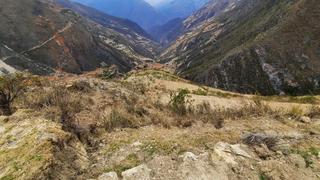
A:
[0, 22, 73, 62]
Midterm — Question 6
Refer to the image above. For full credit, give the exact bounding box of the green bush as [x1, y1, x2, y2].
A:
[169, 89, 191, 115]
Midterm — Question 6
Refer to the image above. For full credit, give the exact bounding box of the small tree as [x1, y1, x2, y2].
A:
[0, 73, 28, 115]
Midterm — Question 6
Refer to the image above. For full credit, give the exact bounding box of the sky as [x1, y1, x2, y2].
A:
[145, 0, 169, 6]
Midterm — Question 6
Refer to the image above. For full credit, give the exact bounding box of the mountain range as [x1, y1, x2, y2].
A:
[0, 0, 319, 95]
[0, 0, 159, 75]
[72, 0, 209, 33]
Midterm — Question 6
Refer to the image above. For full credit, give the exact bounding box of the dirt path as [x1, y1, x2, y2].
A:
[0, 22, 73, 62]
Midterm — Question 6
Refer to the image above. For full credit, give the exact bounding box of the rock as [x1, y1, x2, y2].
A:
[288, 154, 306, 168]
[181, 152, 198, 162]
[299, 116, 311, 123]
[178, 152, 229, 180]
[122, 164, 151, 180]
[214, 142, 252, 165]
[98, 172, 118, 180]
[131, 141, 143, 147]
[0, 126, 5, 134]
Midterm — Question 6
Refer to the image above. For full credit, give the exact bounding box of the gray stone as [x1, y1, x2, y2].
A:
[299, 116, 311, 123]
[122, 164, 151, 180]
[98, 172, 118, 180]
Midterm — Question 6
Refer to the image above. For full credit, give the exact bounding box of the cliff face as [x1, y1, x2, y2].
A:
[0, 0, 158, 75]
[161, 0, 320, 95]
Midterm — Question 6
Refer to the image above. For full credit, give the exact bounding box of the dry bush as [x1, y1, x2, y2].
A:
[122, 80, 147, 95]
[24, 86, 96, 142]
[101, 109, 141, 132]
[23, 86, 92, 126]
[190, 100, 278, 129]
[242, 133, 279, 150]
[69, 80, 92, 93]
[219, 99, 278, 120]
[306, 105, 320, 118]
[122, 93, 148, 117]
[194, 102, 225, 129]
[0, 73, 30, 115]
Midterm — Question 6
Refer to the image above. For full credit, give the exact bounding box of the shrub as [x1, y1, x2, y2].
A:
[122, 80, 147, 95]
[24, 87, 87, 124]
[102, 110, 139, 132]
[122, 93, 148, 117]
[169, 89, 191, 115]
[0, 73, 29, 115]
[100, 65, 120, 80]
[243, 133, 278, 150]
[195, 102, 224, 129]
[69, 80, 92, 93]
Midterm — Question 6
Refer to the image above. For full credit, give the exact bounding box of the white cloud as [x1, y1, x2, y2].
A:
[144, 0, 169, 6]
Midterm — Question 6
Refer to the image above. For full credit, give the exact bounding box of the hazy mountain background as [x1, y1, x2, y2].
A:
[156, 0, 209, 21]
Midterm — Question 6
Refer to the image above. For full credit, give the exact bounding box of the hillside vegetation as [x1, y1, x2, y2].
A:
[0, 69, 319, 179]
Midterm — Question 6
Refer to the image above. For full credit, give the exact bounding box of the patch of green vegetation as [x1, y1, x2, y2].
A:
[104, 153, 141, 177]
[30, 154, 43, 161]
[254, 95, 319, 104]
[103, 140, 132, 155]
[208, 91, 242, 99]
[142, 140, 182, 157]
[134, 70, 181, 81]
[259, 173, 269, 180]
[12, 161, 22, 171]
[100, 68, 118, 80]
[169, 89, 191, 115]
[291, 147, 320, 167]
[192, 88, 208, 96]
[0, 175, 14, 180]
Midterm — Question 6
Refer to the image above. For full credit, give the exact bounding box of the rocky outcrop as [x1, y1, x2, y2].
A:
[0, 110, 89, 180]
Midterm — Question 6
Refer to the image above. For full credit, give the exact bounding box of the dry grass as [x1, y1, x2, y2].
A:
[306, 105, 320, 118]
[101, 110, 140, 132]
[68, 80, 92, 93]
[21, 86, 95, 141]
[286, 106, 304, 118]
[242, 133, 279, 150]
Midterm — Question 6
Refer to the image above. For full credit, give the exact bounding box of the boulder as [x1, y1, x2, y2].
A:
[178, 152, 229, 180]
[214, 142, 252, 165]
[299, 116, 311, 123]
[122, 164, 151, 180]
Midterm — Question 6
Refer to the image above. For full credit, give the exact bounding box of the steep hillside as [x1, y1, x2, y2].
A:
[72, 0, 165, 32]
[57, 0, 160, 58]
[161, 0, 320, 95]
[0, 70, 319, 179]
[152, 0, 235, 46]
[0, 0, 158, 75]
